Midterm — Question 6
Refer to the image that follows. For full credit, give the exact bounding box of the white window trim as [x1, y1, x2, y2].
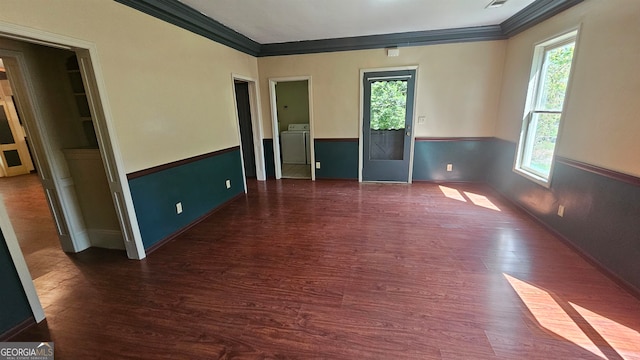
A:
[514, 28, 580, 188]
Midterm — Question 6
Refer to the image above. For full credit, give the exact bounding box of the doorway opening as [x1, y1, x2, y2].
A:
[359, 68, 417, 183]
[0, 61, 35, 177]
[0, 25, 146, 327]
[268, 77, 314, 180]
[235, 81, 256, 179]
[231, 74, 266, 190]
[1, 44, 125, 252]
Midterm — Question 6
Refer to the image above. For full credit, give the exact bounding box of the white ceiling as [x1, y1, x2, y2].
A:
[179, 0, 537, 44]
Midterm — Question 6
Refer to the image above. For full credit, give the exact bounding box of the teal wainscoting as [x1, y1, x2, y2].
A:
[128, 147, 245, 250]
[314, 139, 358, 180]
[0, 229, 32, 338]
[413, 138, 494, 182]
[488, 139, 640, 294]
[264, 139, 276, 178]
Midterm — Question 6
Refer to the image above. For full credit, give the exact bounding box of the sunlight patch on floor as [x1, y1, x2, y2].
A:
[438, 185, 466, 202]
[504, 273, 606, 359]
[464, 191, 501, 211]
[570, 302, 640, 360]
[437, 186, 501, 211]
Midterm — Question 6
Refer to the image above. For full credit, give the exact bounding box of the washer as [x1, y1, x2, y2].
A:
[280, 124, 310, 164]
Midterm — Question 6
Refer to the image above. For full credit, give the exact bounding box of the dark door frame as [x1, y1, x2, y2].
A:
[359, 66, 418, 183]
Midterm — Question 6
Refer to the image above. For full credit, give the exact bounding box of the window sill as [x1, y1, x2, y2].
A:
[513, 167, 552, 189]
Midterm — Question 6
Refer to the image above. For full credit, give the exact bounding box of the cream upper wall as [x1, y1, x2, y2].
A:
[0, 0, 259, 173]
[258, 41, 506, 139]
[495, 0, 640, 177]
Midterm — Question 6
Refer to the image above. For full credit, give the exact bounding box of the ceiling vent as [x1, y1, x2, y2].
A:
[486, 0, 508, 8]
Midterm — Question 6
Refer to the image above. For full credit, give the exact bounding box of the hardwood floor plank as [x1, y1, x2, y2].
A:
[3, 176, 640, 359]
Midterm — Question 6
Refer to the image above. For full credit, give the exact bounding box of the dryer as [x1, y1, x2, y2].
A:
[281, 124, 310, 164]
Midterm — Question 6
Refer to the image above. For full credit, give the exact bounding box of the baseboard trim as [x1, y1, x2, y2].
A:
[1, 316, 36, 341]
[315, 177, 358, 181]
[145, 193, 245, 255]
[414, 137, 494, 142]
[412, 180, 478, 184]
[488, 184, 640, 301]
[314, 138, 359, 142]
[88, 229, 125, 250]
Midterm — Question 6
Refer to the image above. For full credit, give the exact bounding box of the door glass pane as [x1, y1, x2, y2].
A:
[4, 150, 22, 167]
[369, 80, 407, 160]
[0, 105, 16, 144]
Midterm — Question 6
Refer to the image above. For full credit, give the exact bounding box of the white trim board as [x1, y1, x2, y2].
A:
[268, 76, 315, 180]
[231, 73, 267, 190]
[0, 20, 145, 260]
[0, 196, 45, 323]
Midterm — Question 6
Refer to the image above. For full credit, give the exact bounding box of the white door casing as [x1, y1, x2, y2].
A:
[268, 76, 315, 180]
[75, 49, 145, 259]
[0, 196, 45, 323]
[0, 21, 146, 259]
[1, 54, 80, 252]
[231, 73, 267, 192]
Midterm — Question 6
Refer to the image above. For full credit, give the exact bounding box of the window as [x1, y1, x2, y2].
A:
[515, 31, 577, 185]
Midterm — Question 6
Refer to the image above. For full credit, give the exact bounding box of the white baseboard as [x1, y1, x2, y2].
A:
[88, 229, 125, 250]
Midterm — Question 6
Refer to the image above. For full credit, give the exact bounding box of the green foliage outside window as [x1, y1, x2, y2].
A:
[370, 80, 407, 130]
[528, 43, 575, 176]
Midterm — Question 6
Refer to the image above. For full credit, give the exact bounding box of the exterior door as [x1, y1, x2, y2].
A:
[0, 74, 33, 177]
[362, 70, 416, 182]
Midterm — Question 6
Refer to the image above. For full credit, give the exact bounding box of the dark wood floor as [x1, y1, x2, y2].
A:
[5, 175, 640, 359]
[0, 174, 65, 280]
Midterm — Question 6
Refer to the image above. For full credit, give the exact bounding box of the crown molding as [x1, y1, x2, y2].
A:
[114, 0, 584, 57]
[501, 0, 585, 37]
[113, 0, 261, 56]
[259, 25, 505, 57]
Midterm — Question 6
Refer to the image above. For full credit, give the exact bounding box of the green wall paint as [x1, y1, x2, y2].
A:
[271, 138, 495, 182]
[0, 229, 32, 336]
[413, 140, 493, 182]
[264, 139, 276, 178]
[314, 140, 358, 179]
[129, 149, 245, 249]
[489, 140, 640, 292]
[275, 81, 309, 133]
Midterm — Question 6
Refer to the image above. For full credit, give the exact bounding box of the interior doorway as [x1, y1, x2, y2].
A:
[0, 46, 126, 254]
[235, 81, 256, 178]
[0, 24, 147, 328]
[0, 60, 34, 177]
[0, 28, 145, 261]
[268, 77, 315, 180]
[231, 74, 266, 190]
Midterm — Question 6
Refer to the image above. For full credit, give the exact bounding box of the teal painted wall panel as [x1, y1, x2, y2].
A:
[272, 139, 491, 181]
[129, 149, 245, 249]
[489, 140, 640, 292]
[0, 229, 32, 335]
[413, 140, 493, 182]
[314, 141, 358, 179]
[264, 139, 276, 178]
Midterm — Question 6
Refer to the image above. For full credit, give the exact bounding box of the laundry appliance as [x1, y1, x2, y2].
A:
[280, 124, 310, 164]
